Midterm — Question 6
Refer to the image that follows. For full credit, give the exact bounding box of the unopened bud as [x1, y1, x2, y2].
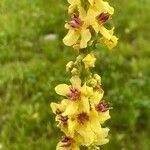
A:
[76, 55, 83, 61]
[94, 74, 101, 84]
[74, 55, 83, 65]
[71, 68, 79, 75]
[66, 61, 74, 72]
[82, 53, 96, 68]
[88, 79, 97, 87]
[73, 42, 80, 51]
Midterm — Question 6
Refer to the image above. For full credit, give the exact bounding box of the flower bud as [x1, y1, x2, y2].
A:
[66, 61, 74, 72]
[74, 55, 83, 65]
[71, 68, 79, 75]
[82, 53, 96, 68]
[76, 55, 83, 61]
[94, 74, 101, 84]
[88, 78, 97, 87]
[73, 41, 80, 51]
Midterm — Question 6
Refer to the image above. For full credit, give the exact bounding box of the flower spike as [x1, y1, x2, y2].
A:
[51, 0, 118, 149]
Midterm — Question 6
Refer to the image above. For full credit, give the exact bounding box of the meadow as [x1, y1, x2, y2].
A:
[0, 0, 150, 149]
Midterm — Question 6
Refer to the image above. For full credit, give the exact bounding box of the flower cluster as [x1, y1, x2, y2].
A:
[51, 0, 118, 149]
[63, 0, 118, 50]
[51, 75, 110, 150]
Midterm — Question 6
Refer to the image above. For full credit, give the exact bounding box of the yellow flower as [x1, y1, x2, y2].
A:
[67, 110, 109, 146]
[90, 90, 110, 124]
[84, 2, 118, 49]
[55, 76, 84, 98]
[63, 11, 91, 49]
[64, 0, 118, 49]
[82, 53, 96, 68]
[54, 76, 93, 116]
[100, 27, 118, 49]
[85, 0, 114, 33]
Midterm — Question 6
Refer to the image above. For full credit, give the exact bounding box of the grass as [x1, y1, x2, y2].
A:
[0, 0, 150, 149]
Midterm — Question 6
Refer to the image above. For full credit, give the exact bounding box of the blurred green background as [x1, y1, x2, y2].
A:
[0, 0, 150, 149]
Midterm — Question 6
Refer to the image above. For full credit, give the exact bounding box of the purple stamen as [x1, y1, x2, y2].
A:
[59, 115, 68, 125]
[61, 136, 73, 147]
[96, 101, 109, 112]
[68, 13, 82, 29]
[67, 87, 81, 101]
[97, 12, 110, 24]
[77, 112, 89, 125]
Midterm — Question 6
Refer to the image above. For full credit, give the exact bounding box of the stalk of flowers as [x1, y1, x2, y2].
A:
[51, 0, 118, 150]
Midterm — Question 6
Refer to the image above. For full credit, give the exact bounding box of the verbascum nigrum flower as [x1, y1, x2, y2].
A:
[51, 0, 118, 149]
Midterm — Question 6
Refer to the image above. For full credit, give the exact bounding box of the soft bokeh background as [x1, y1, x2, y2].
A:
[0, 0, 149, 149]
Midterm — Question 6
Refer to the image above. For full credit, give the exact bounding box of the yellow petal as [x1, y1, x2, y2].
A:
[80, 29, 91, 48]
[96, 128, 110, 145]
[79, 97, 90, 113]
[78, 5, 86, 20]
[50, 102, 61, 114]
[88, 0, 94, 6]
[102, 1, 114, 15]
[92, 91, 104, 104]
[63, 101, 79, 116]
[55, 84, 70, 96]
[99, 27, 118, 49]
[81, 84, 93, 96]
[68, 119, 77, 136]
[99, 110, 111, 124]
[70, 76, 81, 89]
[63, 30, 80, 46]
[77, 125, 96, 146]
[73, 144, 80, 150]
[67, 0, 81, 14]
[56, 142, 63, 150]
[68, 0, 80, 5]
[86, 6, 99, 27]
[89, 110, 101, 132]
[92, 0, 114, 15]
[92, 22, 99, 33]
[96, 138, 109, 145]
[99, 26, 112, 39]
[100, 35, 118, 49]
[51, 99, 70, 114]
[50, 103, 57, 113]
